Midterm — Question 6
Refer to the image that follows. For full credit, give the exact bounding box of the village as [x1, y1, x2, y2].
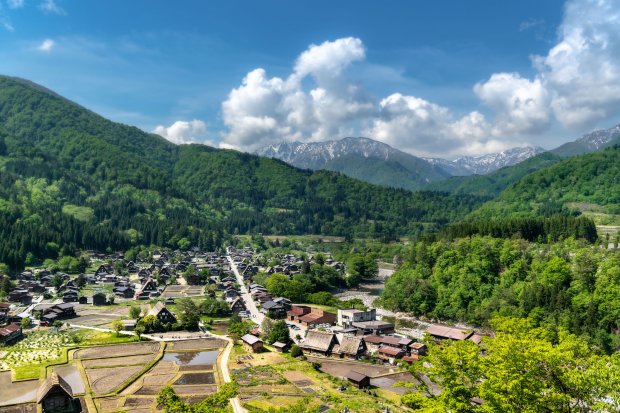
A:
[0, 243, 488, 413]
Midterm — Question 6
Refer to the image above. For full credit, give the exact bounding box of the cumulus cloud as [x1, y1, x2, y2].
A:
[474, 72, 550, 136]
[37, 38, 55, 52]
[221, 37, 375, 151]
[153, 119, 211, 145]
[221, 0, 620, 157]
[535, 0, 620, 130]
[39, 0, 65, 15]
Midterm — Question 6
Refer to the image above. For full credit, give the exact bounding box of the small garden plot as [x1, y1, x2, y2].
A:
[12, 331, 73, 350]
[86, 365, 143, 395]
[76, 341, 160, 359]
[0, 348, 65, 371]
[174, 372, 215, 385]
[234, 366, 287, 387]
[82, 354, 157, 368]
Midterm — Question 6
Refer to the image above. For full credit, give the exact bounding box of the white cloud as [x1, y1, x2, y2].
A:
[39, 0, 65, 15]
[220, 0, 620, 157]
[221, 38, 375, 151]
[153, 119, 211, 145]
[474, 72, 550, 136]
[37, 38, 54, 52]
[7, 0, 25, 9]
[0, 17, 14, 32]
[535, 0, 620, 130]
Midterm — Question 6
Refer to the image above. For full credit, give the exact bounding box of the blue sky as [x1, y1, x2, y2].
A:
[1, 0, 620, 158]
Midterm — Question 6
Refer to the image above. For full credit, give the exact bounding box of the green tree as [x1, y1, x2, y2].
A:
[129, 305, 142, 319]
[175, 298, 200, 330]
[267, 320, 291, 345]
[21, 317, 31, 328]
[111, 319, 124, 336]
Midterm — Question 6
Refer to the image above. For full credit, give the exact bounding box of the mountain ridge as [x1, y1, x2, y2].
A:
[256, 137, 546, 190]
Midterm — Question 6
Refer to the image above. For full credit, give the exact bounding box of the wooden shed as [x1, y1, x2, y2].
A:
[345, 370, 370, 389]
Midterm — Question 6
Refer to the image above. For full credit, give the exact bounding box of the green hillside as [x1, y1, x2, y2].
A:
[0, 76, 486, 268]
[470, 146, 620, 218]
[323, 153, 449, 191]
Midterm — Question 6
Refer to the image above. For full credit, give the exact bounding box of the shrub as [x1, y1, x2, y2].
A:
[290, 344, 302, 358]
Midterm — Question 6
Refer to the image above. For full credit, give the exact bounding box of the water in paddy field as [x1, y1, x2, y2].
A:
[162, 350, 219, 366]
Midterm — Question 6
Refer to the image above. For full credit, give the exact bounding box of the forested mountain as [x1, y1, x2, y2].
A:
[0, 76, 487, 269]
[256, 137, 450, 190]
[471, 146, 620, 218]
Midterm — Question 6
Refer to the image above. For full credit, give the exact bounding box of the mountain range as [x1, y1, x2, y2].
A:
[256, 138, 546, 190]
[258, 123, 620, 193]
[0, 75, 485, 269]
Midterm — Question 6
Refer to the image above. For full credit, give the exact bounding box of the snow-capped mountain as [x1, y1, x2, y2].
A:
[256, 137, 450, 190]
[256, 137, 404, 170]
[552, 124, 620, 157]
[425, 146, 546, 176]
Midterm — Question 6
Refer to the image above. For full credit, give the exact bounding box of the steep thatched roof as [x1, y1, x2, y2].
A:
[37, 372, 73, 403]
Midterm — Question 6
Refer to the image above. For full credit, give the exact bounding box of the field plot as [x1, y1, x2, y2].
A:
[83, 353, 157, 368]
[169, 338, 226, 350]
[94, 338, 225, 412]
[0, 372, 38, 406]
[87, 365, 144, 395]
[238, 357, 412, 413]
[162, 285, 204, 298]
[76, 341, 160, 359]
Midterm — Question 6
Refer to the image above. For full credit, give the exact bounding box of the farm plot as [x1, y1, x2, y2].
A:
[86, 365, 143, 395]
[69, 313, 120, 327]
[0, 372, 38, 406]
[83, 353, 157, 368]
[169, 338, 226, 350]
[75, 342, 160, 359]
[0, 332, 72, 371]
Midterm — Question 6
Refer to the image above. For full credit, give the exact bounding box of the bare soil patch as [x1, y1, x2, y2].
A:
[169, 338, 226, 350]
[134, 386, 164, 396]
[0, 404, 36, 413]
[310, 358, 398, 378]
[174, 372, 215, 385]
[97, 397, 121, 411]
[86, 365, 143, 395]
[124, 397, 155, 407]
[143, 373, 177, 386]
[83, 353, 157, 368]
[76, 342, 160, 359]
[172, 385, 217, 395]
[148, 361, 177, 374]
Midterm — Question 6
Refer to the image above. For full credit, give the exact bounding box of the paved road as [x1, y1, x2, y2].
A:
[218, 334, 247, 413]
[226, 249, 306, 343]
[226, 250, 264, 326]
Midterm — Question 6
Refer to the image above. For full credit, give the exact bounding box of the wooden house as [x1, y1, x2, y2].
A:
[241, 334, 263, 353]
[37, 372, 77, 413]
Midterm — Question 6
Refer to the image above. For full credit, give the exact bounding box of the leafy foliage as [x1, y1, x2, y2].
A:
[409, 317, 620, 412]
[378, 236, 620, 349]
